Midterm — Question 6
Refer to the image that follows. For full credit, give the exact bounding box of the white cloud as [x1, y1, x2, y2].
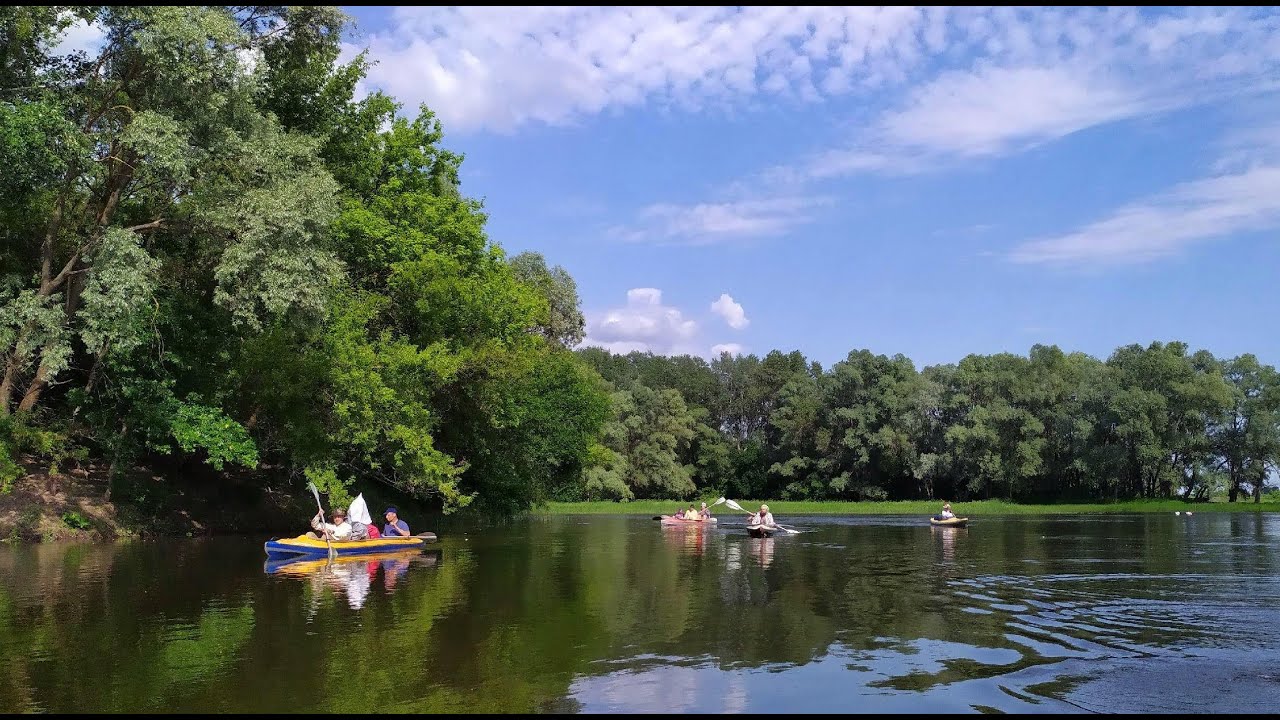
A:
[582, 288, 699, 356]
[350, 7, 1280, 259]
[554, 7, 1280, 245]
[353, 6, 930, 133]
[710, 294, 748, 329]
[1009, 165, 1280, 265]
[614, 197, 828, 244]
[581, 288, 750, 358]
[352, 7, 1280, 146]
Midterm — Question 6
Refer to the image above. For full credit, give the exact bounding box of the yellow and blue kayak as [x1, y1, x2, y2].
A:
[264, 534, 435, 557]
[929, 517, 969, 528]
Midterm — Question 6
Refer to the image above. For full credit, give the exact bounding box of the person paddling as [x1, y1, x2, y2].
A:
[932, 503, 955, 521]
[698, 501, 711, 520]
[309, 507, 352, 541]
[746, 504, 775, 528]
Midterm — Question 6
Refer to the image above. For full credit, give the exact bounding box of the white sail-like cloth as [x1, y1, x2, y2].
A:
[349, 493, 373, 525]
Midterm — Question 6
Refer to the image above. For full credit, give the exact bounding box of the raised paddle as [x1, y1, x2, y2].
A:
[723, 498, 800, 535]
[306, 481, 337, 561]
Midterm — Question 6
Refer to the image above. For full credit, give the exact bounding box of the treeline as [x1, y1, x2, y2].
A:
[2, 8, 1275, 519]
[0, 7, 608, 514]
[575, 343, 1280, 504]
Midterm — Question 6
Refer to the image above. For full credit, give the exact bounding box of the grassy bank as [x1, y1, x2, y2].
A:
[538, 498, 1280, 516]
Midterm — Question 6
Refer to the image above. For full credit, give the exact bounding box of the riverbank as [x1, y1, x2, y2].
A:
[538, 498, 1280, 516]
[0, 456, 309, 543]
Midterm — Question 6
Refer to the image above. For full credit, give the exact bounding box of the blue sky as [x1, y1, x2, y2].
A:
[339, 7, 1280, 369]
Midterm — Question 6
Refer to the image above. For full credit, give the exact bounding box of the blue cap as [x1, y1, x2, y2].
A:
[384, 506, 397, 514]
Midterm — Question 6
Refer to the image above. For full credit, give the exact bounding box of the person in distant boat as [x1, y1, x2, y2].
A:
[747, 504, 775, 528]
[683, 505, 699, 520]
[699, 501, 711, 520]
[383, 507, 410, 537]
[309, 507, 352, 541]
[933, 503, 955, 521]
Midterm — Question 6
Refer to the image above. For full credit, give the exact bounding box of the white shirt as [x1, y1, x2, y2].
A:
[312, 514, 353, 540]
[940, 510, 955, 519]
[750, 511, 775, 526]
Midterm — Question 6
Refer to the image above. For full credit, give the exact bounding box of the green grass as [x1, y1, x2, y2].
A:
[537, 498, 1280, 516]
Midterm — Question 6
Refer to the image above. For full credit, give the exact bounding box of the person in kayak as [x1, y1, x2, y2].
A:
[933, 503, 955, 521]
[747, 504, 775, 528]
[383, 506, 410, 537]
[699, 501, 711, 520]
[309, 507, 352, 541]
[683, 504, 700, 520]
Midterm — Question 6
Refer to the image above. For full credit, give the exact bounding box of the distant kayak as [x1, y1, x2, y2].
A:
[747, 525, 775, 538]
[930, 517, 969, 528]
[264, 534, 436, 557]
[660, 515, 717, 525]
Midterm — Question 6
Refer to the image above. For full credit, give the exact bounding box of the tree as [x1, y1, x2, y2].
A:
[508, 251, 586, 347]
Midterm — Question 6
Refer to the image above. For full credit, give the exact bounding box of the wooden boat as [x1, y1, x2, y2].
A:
[747, 525, 775, 538]
[929, 517, 968, 528]
[659, 515, 717, 525]
[264, 533, 437, 558]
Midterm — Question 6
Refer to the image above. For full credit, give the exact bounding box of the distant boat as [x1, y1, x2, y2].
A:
[930, 517, 969, 528]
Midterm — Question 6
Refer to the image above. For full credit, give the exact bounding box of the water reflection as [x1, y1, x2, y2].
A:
[265, 550, 440, 609]
[660, 522, 708, 556]
[746, 535, 774, 568]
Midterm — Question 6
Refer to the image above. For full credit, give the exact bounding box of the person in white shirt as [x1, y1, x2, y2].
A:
[747, 504, 776, 528]
[309, 507, 353, 541]
[933, 503, 955, 521]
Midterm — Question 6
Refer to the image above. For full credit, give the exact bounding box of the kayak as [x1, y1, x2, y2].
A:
[264, 534, 436, 557]
[747, 526, 775, 538]
[660, 516, 717, 525]
[930, 517, 969, 528]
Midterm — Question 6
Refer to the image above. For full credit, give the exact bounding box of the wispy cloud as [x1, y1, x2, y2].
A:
[808, 66, 1145, 179]
[711, 343, 745, 356]
[351, 6, 932, 133]
[612, 197, 828, 245]
[352, 7, 1280, 258]
[1010, 165, 1280, 265]
[562, 7, 1280, 246]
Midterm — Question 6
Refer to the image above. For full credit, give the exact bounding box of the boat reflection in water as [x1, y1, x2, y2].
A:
[264, 549, 441, 609]
[661, 522, 709, 556]
[746, 535, 774, 568]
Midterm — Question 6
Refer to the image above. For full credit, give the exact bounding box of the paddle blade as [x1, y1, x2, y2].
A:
[724, 499, 747, 513]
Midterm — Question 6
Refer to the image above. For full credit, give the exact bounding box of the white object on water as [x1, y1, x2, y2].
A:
[1186, 512, 1193, 516]
[1174, 511, 1181, 516]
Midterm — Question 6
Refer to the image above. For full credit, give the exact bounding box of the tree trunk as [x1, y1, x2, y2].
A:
[0, 355, 21, 415]
[16, 361, 51, 413]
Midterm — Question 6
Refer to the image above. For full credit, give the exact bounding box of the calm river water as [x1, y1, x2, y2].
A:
[2, 513, 1278, 713]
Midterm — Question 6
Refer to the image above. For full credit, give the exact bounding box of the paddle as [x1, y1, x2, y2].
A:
[305, 481, 337, 561]
[723, 498, 800, 535]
